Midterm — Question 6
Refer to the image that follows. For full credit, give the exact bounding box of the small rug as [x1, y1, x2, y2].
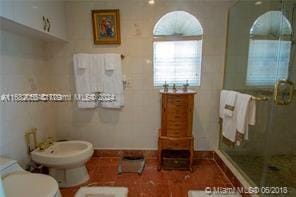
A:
[188, 190, 241, 197]
[75, 187, 128, 197]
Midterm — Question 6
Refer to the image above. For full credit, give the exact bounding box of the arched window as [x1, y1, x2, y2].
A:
[153, 11, 203, 86]
[246, 11, 292, 86]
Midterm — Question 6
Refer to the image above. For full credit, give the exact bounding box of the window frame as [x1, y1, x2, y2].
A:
[153, 34, 203, 87]
[246, 38, 291, 87]
[245, 11, 292, 87]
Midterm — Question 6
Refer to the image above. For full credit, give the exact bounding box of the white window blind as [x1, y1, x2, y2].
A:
[152, 11, 203, 87]
[153, 40, 202, 86]
[246, 40, 291, 86]
[153, 11, 203, 37]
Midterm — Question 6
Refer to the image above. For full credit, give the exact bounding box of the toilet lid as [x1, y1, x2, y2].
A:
[3, 173, 59, 197]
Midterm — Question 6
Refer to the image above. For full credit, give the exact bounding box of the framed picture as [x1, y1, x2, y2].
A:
[92, 9, 121, 44]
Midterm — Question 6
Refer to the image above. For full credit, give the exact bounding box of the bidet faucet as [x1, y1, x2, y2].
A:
[37, 137, 55, 151]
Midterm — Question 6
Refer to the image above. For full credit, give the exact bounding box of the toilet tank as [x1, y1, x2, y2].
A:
[0, 157, 24, 177]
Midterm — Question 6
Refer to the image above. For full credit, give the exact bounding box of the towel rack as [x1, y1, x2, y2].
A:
[235, 90, 270, 101]
[251, 95, 269, 101]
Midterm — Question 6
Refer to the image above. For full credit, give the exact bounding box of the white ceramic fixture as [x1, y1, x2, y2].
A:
[0, 157, 60, 197]
[31, 140, 94, 188]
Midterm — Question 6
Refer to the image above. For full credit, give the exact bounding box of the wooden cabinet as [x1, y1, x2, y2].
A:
[158, 90, 196, 171]
[0, 0, 66, 41]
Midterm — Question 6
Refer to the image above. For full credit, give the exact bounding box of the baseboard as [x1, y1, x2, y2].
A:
[94, 149, 215, 160]
[94, 149, 158, 158]
[214, 150, 256, 197]
[214, 151, 244, 188]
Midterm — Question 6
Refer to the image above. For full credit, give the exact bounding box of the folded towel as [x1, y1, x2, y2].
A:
[219, 90, 227, 118]
[236, 93, 256, 140]
[248, 99, 256, 126]
[220, 90, 238, 142]
[89, 55, 104, 93]
[101, 55, 124, 108]
[224, 91, 237, 117]
[74, 54, 89, 69]
[222, 113, 238, 142]
[73, 54, 98, 108]
[75, 186, 128, 197]
[104, 53, 121, 71]
[220, 90, 237, 118]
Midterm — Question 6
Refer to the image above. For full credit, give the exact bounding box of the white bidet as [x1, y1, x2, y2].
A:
[31, 140, 94, 188]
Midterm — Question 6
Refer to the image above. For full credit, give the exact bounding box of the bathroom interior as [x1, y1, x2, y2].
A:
[0, 0, 295, 196]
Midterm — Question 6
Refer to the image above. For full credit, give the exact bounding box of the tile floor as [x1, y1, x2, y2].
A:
[60, 157, 233, 197]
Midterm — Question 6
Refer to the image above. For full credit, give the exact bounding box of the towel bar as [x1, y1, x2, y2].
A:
[251, 95, 269, 101]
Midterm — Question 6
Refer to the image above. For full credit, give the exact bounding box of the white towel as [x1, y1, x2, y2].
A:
[75, 187, 128, 197]
[222, 112, 238, 142]
[219, 90, 227, 118]
[73, 54, 98, 108]
[89, 55, 104, 93]
[104, 53, 120, 71]
[101, 55, 124, 108]
[74, 53, 89, 69]
[219, 90, 237, 118]
[220, 90, 238, 142]
[236, 93, 256, 140]
[248, 99, 256, 126]
[224, 91, 237, 117]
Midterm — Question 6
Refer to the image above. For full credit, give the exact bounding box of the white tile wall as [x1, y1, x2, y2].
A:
[48, 0, 234, 151]
[0, 30, 56, 167]
[1, 0, 294, 167]
[1, 1, 236, 163]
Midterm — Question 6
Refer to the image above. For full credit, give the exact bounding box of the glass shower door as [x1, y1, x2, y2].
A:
[220, 0, 296, 196]
[261, 1, 296, 195]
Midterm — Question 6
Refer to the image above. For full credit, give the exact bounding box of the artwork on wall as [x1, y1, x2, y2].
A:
[92, 9, 121, 44]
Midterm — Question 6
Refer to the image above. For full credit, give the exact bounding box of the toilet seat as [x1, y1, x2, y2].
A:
[3, 173, 59, 197]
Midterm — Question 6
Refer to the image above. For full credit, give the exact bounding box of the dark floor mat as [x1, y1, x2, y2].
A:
[118, 156, 145, 175]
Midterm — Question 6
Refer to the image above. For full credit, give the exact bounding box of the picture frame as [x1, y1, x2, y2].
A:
[91, 9, 121, 45]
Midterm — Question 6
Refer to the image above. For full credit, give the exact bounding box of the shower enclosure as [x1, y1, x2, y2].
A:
[220, 0, 296, 196]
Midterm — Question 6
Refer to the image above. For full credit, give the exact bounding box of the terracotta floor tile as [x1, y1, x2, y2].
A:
[139, 183, 171, 197]
[60, 157, 232, 197]
[59, 188, 76, 197]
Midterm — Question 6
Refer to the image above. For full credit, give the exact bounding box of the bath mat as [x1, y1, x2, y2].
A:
[118, 156, 145, 175]
[75, 187, 128, 197]
[188, 190, 241, 197]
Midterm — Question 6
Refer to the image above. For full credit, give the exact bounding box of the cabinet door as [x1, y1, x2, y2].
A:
[166, 95, 189, 137]
[43, 1, 66, 40]
[14, 1, 45, 32]
[161, 95, 168, 136]
[186, 94, 194, 137]
[12, 0, 66, 41]
[0, 1, 15, 20]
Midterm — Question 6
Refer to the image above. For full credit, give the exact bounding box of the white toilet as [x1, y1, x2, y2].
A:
[0, 157, 61, 197]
